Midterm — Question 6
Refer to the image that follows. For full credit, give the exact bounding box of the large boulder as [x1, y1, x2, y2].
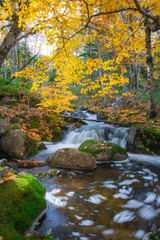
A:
[47, 148, 96, 169]
[0, 129, 38, 159]
[0, 119, 11, 137]
[78, 139, 128, 162]
[126, 126, 160, 155]
[0, 171, 46, 240]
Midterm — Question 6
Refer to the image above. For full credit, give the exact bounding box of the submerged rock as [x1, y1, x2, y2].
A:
[36, 169, 58, 177]
[0, 129, 38, 159]
[47, 148, 96, 169]
[78, 139, 128, 162]
[126, 126, 160, 155]
[0, 171, 46, 240]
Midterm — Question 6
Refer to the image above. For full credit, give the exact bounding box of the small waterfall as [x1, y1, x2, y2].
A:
[111, 127, 129, 148]
[62, 111, 129, 149]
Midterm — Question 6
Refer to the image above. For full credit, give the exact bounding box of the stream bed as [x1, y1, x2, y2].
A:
[23, 113, 160, 240]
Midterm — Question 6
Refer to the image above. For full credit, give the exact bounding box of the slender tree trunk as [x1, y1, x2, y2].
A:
[137, 61, 142, 91]
[2, 62, 8, 82]
[96, 37, 108, 107]
[145, 19, 156, 117]
[133, 61, 138, 94]
[0, 17, 21, 69]
[10, 48, 14, 76]
[17, 42, 20, 71]
[14, 45, 17, 74]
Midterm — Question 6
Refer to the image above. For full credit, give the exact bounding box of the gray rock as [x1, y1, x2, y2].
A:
[37, 142, 47, 151]
[112, 153, 129, 161]
[0, 158, 8, 167]
[96, 150, 113, 161]
[47, 148, 96, 169]
[97, 112, 105, 119]
[0, 129, 38, 159]
[0, 166, 12, 179]
[126, 126, 144, 153]
[0, 119, 11, 137]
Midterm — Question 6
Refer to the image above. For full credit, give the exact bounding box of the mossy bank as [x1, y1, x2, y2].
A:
[0, 171, 47, 240]
[126, 126, 160, 155]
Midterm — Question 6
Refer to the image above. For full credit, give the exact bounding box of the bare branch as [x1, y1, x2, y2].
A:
[133, 0, 157, 22]
[89, 7, 137, 20]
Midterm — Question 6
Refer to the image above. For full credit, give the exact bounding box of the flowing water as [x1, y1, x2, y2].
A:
[25, 112, 160, 240]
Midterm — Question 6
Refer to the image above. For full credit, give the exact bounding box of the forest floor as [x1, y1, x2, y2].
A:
[0, 87, 160, 142]
[77, 95, 160, 131]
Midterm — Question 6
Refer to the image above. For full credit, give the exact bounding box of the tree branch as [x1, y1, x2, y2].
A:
[89, 7, 137, 20]
[60, 114, 147, 127]
[133, 0, 157, 22]
[6, 53, 39, 85]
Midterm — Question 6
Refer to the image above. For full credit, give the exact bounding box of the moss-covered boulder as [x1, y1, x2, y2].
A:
[0, 129, 38, 159]
[78, 139, 128, 162]
[47, 148, 96, 169]
[126, 126, 160, 155]
[0, 171, 46, 240]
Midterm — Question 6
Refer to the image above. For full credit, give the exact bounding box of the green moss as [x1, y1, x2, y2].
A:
[41, 134, 50, 142]
[0, 172, 46, 240]
[78, 139, 106, 157]
[28, 116, 41, 129]
[12, 169, 18, 175]
[24, 137, 38, 157]
[135, 125, 160, 154]
[107, 142, 127, 155]
[12, 124, 20, 130]
[78, 139, 127, 157]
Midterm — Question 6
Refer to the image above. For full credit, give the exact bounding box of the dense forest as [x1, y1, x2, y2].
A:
[0, 0, 160, 119]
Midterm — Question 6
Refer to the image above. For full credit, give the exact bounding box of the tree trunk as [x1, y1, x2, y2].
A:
[2, 62, 8, 83]
[96, 37, 108, 107]
[145, 19, 157, 118]
[0, 17, 21, 69]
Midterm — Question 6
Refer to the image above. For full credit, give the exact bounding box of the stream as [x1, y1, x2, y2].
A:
[24, 112, 160, 240]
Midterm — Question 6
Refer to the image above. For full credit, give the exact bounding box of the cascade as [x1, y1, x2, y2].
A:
[62, 111, 129, 149]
